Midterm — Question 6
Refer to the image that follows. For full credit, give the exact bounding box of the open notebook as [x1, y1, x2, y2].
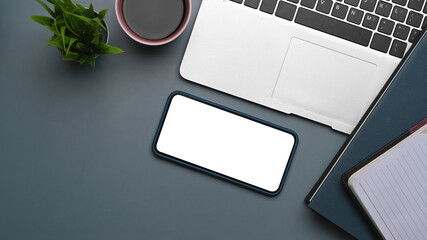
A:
[343, 119, 427, 240]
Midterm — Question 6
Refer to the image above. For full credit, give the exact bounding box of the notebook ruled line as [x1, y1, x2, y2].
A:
[391, 162, 427, 227]
[378, 170, 415, 239]
[349, 132, 427, 240]
[362, 179, 399, 240]
[383, 168, 421, 238]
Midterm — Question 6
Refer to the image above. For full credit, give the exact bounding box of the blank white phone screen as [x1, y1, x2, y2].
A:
[155, 94, 296, 193]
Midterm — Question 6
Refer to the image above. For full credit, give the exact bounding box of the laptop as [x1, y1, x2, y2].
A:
[180, 0, 427, 133]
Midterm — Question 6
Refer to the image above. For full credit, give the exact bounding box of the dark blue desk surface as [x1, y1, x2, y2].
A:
[0, 0, 353, 239]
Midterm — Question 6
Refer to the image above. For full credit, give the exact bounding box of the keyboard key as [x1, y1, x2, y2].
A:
[370, 33, 392, 52]
[345, 0, 360, 6]
[360, 0, 377, 12]
[316, 0, 333, 14]
[260, 0, 278, 14]
[424, 16, 427, 28]
[392, 0, 407, 6]
[275, 1, 297, 20]
[230, 0, 244, 3]
[408, 0, 423, 11]
[363, 13, 380, 29]
[391, 6, 408, 22]
[389, 39, 407, 58]
[406, 11, 423, 27]
[332, 3, 349, 19]
[409, 29, 420, 43]
[244, 0, 261, 9]
[378, 18, 395, 34]
[393, 24, 410, 40]
[424, 3, 427, 13]
[287, 0, 299, 3]
[295, 8, 373, 46]
[375, 1, 392, 17]
[347, 8, 364, 24]
[301, 0, 317, 8]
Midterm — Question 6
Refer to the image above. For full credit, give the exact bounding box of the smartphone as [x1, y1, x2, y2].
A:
[153, 92, 298, 196]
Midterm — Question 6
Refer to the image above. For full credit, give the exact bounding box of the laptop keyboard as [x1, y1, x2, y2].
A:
[230, 0, 427, 58]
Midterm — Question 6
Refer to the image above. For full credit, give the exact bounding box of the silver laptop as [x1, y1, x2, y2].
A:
[180, 0, 427, 133]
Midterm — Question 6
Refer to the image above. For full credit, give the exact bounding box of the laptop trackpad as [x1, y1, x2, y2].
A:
[272, 38, 377, 127]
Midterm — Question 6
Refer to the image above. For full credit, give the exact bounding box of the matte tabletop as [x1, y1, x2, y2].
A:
[1, 0, 354, 239]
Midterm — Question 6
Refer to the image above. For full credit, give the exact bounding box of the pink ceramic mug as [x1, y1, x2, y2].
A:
[115, 0, 191, 46]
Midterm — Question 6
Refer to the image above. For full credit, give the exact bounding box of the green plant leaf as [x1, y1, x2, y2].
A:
[52, 18, 64, 39]
[99, 44, 124, 54]
[75, 3, 89, 17]
[66, 13, 93, 40]
[34, 0, 120, 67]
[67, 14, 86, 37]
[53, 1, 64, 16]
[48, 25, 59, 35]
[45, 38, 63, 49]
[49, 34, 61, 43]
[91, 18, 106, 30]
[75, 42, 90, 52]
[60, 26, 67, 50]
[79, 54, 89, 65]
[88, 3, 95, 18]
[66, 12, 91, 24]
[65, 38, 77, 55]
[36, 0, 55, 17]
[62, 13, 79, 37]
[88, 56, 95, 67]
[56, 0, 72, 17]
[63, 52, 79, 61]
[91, 24, 100, 46]
[97, 9, 108, 20]
[63, 0, 75, 10]
[31, 15, 53, 26]
[56, 18, 66, 28]
[43, 35, 58, 49]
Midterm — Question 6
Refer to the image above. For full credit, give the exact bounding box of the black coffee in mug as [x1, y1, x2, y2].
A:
[123, 0, 185, 40]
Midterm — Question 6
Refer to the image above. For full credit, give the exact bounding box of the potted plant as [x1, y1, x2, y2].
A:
[31, 0, 123, 66]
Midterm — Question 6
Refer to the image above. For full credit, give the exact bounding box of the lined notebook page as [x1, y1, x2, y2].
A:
[348, 126, 427, 240]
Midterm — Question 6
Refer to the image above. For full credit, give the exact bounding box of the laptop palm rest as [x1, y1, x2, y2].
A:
[272, 38, 377, 128]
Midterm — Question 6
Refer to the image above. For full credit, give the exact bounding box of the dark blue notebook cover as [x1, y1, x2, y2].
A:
[305, 29, 427, 240]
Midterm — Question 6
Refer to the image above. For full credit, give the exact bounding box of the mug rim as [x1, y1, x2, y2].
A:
[115, 0, 192, 46]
